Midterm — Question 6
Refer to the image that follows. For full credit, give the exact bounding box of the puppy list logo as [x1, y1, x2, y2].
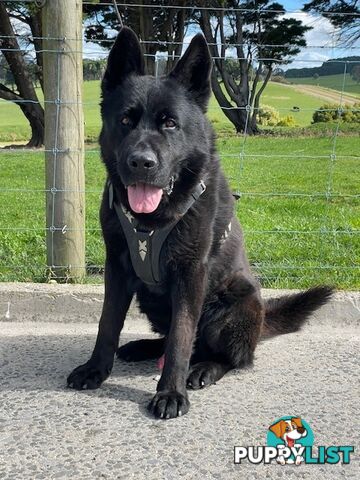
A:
[234, 416, 354, 465]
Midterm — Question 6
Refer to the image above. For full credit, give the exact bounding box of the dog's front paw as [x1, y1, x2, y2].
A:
[148, 391, 190, 419]
[67, 361, 112, 390]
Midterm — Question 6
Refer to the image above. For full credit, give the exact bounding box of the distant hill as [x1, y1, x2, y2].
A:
[285, 57, 360, 78]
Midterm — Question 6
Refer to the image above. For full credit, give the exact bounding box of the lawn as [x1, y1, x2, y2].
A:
[289, 73, 360, 97]
[255, 81, 325, 126]
[0, 131, 359, 288]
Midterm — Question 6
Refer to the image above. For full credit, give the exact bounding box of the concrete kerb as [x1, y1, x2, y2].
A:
[0, 283, 359, 330]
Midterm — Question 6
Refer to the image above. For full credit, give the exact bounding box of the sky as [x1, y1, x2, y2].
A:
[282, 0, 307, 9]
[83, 1, 360, 70]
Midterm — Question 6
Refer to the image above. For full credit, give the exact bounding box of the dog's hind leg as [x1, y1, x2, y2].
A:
[117, 337, 165, 362]
[187, 359, 231, 389]
[187, 274, 264, 390]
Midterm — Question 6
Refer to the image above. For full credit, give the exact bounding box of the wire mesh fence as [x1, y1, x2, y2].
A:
[0, 1, 359, 288]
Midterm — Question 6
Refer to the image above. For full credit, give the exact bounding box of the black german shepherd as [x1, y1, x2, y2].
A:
[67, 28, 333, 419]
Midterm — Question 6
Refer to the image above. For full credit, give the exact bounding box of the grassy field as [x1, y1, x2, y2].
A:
[0, 80, 359, 288]
[289, 73, 360, 97]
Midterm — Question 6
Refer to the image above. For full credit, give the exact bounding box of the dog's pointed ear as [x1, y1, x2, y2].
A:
[102, 27, 144, 92]
[169, 34, 212, 111]
[269, 420, 286, 438]
[291, 417, 303, 428]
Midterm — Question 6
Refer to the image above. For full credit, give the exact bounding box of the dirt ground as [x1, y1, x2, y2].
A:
[284, 83, 359, 105]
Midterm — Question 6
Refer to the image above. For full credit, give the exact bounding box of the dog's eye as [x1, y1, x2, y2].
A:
[161, 116, 176, 129]
[165, 119, 176, 129]
[120, 115, 131, 126]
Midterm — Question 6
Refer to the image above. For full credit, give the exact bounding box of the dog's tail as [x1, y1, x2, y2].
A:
[261, 286, 334, 339]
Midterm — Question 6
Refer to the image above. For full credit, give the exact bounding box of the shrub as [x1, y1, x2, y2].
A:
[257, 104, 281, 126]
[271, 75, 290, 84]
[342, 108, 355, 123]
[312, 103, 338, 123]
[342, 103, 360, 123]
[312, 103, 360, 123]
[277, 115, 296, 127]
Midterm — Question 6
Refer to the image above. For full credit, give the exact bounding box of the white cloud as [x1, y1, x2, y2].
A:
[282, 12, 341, 68]
[284, 11, 337, 48]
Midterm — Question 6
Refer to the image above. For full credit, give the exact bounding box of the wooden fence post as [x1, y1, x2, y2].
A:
[42, 0, 85, 281]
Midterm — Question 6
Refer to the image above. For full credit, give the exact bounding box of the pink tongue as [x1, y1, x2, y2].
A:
[157, 354, 165, 371]
[127, 183, 163, 213]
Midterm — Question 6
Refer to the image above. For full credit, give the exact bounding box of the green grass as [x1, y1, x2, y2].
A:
[0, 82, 103, 143]
[289, 73, 360, 97]
[0, 131, 359, 288]
[256, 82, 325, 126]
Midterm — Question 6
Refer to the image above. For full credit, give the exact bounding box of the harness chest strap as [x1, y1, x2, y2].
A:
[108, 181, 206, 285]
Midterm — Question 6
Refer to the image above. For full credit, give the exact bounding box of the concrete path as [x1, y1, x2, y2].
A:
[0, 318, 359, 479]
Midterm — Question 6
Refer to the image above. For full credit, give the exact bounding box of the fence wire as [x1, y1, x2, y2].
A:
[0, 1, 359, 289]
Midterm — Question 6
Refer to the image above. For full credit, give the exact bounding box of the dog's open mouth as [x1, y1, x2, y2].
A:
[127, 177, 174, 214]
[127, 183, 163, 214]
[286, 436, 295, 448]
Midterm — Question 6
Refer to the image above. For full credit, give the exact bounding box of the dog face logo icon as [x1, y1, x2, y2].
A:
[267, 416, 314, 465]
[270, 417, 307, 448]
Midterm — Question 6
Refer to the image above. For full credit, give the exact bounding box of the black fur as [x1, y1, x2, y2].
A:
[262, 286, 334, 338]
[67, 28, 334, 419]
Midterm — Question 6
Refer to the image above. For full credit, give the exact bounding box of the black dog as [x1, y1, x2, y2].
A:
[67, 28, 333, 419]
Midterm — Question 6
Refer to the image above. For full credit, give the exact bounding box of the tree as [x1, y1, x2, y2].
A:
[83, 0, 192, 75]
[83, 59, 106, 81]
[0, 2, 44, 147]
[351, 64, 360, 83]
[304, 1, 360, 45]
[196, 1, 311, 133]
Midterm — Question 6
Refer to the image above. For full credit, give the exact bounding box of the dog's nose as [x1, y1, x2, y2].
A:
[128, 151, 157, 172]
[297, 427, 305, 434]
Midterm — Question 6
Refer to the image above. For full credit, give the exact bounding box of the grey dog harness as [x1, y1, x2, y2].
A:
[108, 180, 207, 285]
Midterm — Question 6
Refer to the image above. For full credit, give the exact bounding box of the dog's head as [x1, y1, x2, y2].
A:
[100, 27, 212, 216]
[269, 417, 307, 445]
